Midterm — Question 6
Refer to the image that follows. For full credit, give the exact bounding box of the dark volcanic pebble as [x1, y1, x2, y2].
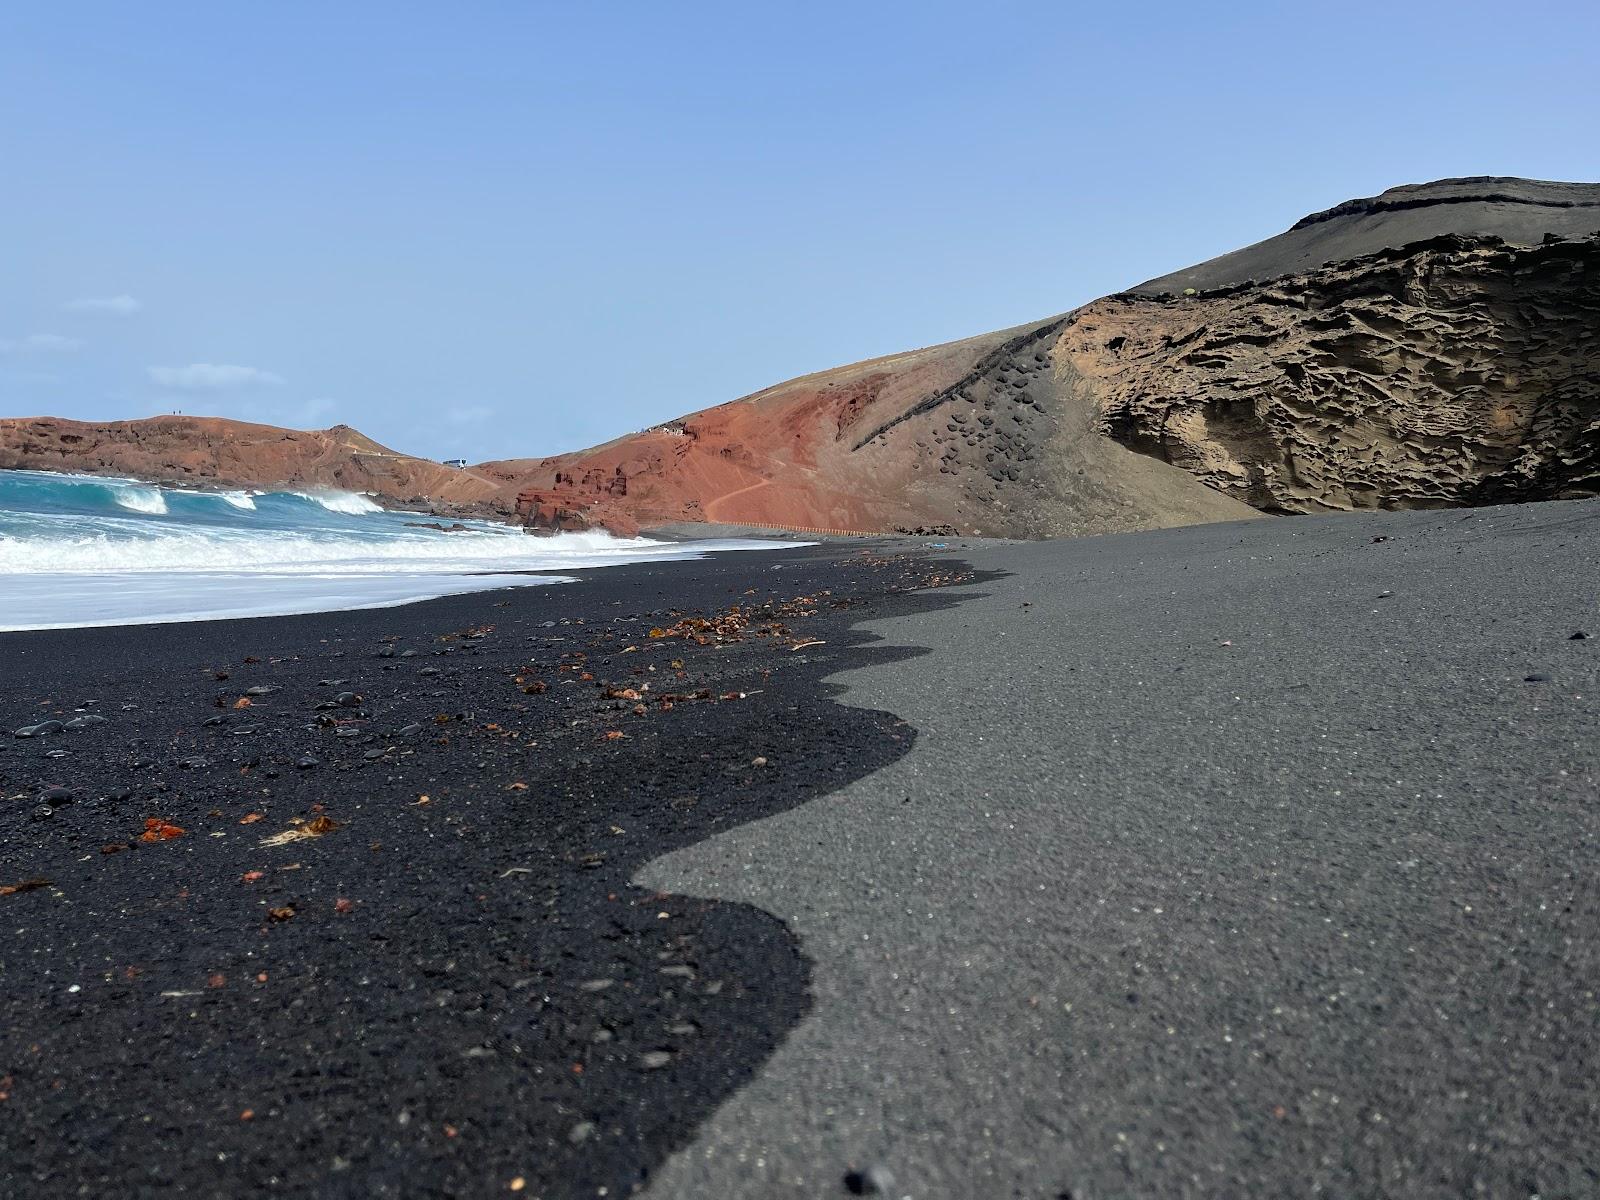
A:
[844, 1165, 896, 1195]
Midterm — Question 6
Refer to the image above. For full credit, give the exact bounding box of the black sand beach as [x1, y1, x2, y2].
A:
[5, 501, 1600, 1199]
[0, 543, 976, 1197]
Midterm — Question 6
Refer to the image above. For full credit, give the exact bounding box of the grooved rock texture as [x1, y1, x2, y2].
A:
[1076, 234, 1600, 512]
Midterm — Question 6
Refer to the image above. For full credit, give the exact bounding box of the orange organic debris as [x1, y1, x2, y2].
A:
[139, 818, 185, 843]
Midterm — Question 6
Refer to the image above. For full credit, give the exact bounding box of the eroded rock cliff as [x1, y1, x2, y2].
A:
[1077, 234, 1600, 511]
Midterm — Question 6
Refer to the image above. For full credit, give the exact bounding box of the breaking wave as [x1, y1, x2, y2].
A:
[291, 489, 384, 515]
[112, 485, 168, 514]
[0, 468, 797, 629]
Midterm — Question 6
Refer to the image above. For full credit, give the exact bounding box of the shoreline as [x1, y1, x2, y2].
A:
[0, 466, 826, 630]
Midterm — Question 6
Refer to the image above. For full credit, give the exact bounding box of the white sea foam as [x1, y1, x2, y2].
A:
[172, 488, 259, 510]
[0, 571, 574, 632]
[0, 525, 768, 575]
[293, 490, 383, 515]
[112, 486, 168, 514]
[0, 467, 801, 629]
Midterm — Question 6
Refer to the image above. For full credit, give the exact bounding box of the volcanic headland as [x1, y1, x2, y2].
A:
[4, 176, 1596, 536]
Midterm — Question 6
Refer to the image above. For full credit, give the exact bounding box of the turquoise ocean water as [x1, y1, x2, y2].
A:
[0, 469, 781, 631]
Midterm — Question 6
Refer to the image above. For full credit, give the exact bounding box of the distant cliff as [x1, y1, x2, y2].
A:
[0, 416, 512, 515]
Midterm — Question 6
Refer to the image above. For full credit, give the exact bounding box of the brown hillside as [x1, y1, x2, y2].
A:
[0, 416, 508, 512]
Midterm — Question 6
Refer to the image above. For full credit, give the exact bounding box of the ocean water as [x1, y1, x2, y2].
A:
[0, 469, 789, 631]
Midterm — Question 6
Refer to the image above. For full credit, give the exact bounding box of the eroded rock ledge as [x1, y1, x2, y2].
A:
[1073, 234, 1600, 511]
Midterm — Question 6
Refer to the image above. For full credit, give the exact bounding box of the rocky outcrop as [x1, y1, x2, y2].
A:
[1077, 234, 1600, 511]
[0, 416, 509, 514]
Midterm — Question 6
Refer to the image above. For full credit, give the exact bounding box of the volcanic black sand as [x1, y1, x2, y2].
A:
[0, 543, 977, 1198]
[5, 501, 1600, 1200]
[643, 499, 1600, 1199]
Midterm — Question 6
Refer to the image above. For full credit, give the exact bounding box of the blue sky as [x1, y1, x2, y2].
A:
[2, 1, 1596, 462]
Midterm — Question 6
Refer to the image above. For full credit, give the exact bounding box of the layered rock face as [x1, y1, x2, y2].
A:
[1133, 176, 1600, 295]
[1078, 233, 1600, 511]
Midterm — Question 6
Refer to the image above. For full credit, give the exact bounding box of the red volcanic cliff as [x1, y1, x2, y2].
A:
[492, 324, 1255, 538]
[0, 415, 510, 513]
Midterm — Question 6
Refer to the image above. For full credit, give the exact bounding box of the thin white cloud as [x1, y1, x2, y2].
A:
[445, 404, 495, 426]
[64, 294, 142, 315]
[0, 369, 63, 386]
[0, 333, 85, 354]
[148, 363, 285, 391]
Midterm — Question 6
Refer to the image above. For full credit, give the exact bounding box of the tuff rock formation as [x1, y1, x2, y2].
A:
[1082, 233, 1600, 511]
